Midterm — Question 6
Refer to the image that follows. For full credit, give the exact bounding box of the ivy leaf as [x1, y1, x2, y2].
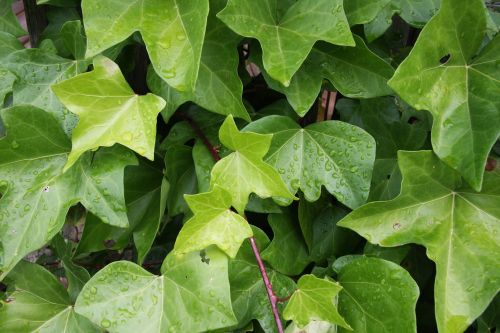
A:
[174, 185, 253, 258]
[218, 0, 354, 86]
[337, 257, 419, 333]
[210, 115, 295, 213]
[0, 68, 16, 105]
[60, 20, 87, 60]
[0, 105, 136, 279]
[344, 0, 391, 25]
[338, 151, 500, 332]
[245, 115, 375, 209]
[82, 0, 209, 91]
[52, 56, 165, 170]
[0, 261, 101, 333]
[388, 0, 499, 191]
[0, 45, 89, 133]
[0, 31, 22, 59]
[252, 36, 394, 116]
[0, 0, 26, 37]
[261, 212, 310, 276]
[75, 248, 237, 333]
[147, 0, 249, 123]
[230, 227, 296, 332]
[283, 274, 351, 329]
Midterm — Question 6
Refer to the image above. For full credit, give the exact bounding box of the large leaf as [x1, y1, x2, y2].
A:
[338, 151, 500, 332]
[174, 185, 253, 258]
[245, 115, 375, 209]
[388, 0, 499, 191]
[0, 105, 136, 279]
[283, 274, 350, 329]
[52, 56, 165, 170]
[218, 0, 354, 86]
[82, 0, 209, 91]
[75, 248, 237, 333]
[337, 257, 419, 333]
[0, 0, 26, 37]
[0, 261, 101, 333]
[230, 227, 296, 332]
[210, 115, 295, 213]
[253, 36, 394, 116]
[147, 0, 249, 122]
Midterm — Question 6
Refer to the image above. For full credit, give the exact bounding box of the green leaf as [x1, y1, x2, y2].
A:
[261, 212, 310, 275]
[0, 46, 89, 133]
[254, 36, 394, 116]
[337, 257, 419, 333]
[52, 56, 165, 170]
[230, 227, 296, 332]
[210, 115, 295, 213]
[344, 0, 391, 25]
[388, 0, 499, 191]
[147, 0, 249, 122]
[0, 105, 136, 279]
[82, 0, 209, 91]
[0, 261, 101, 333]
[0, 68, 15, 106]
[0, 0, 26, 37]
[0, 31, 22, 59]
[75, 248, 237, 333]
[60, 20, 87, 60]
[283, 274, 351, 329]
[245, 115, 375, 209]
[174, 185, 253, 258]
[218, 0, 354, 86]
[338, 151, 500, 332]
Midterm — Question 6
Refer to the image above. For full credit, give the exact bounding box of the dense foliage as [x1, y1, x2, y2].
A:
[0, 0, 499, 332]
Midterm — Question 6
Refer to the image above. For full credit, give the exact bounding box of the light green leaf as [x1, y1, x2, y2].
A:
[218, 0, 354, 86]
[75, 248, 237, 333]
[0, 261, 101, 333]
[245, 115, 375, 209]
[174, 185, 253, 258]
[388, 0, 499, 190]
[283, 274, 351, 329]
[337, 257, 419, 333]
[344, 0, 391, 25]
[0, 31, 22, 59]
[52, 56, 165, 170]
[230, 227, 296, 332]
[82, 0, 209, 91]
[0, 0, 26, 37]
[254, 36, 394, 116]
[147, 0, 249, 122]
[261, 212, 310, 276]
[0, 68, 15, 106]
[0, 105, 136, 279]
[338, 151, 500, 333]
[210, 115, 295, 213]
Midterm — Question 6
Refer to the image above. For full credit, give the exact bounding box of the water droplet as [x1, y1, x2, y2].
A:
[176, 34, 186, 41]
[43, 186, 50, 193]
[101, 319, 111, 328]
[23, 204, 31, 212]
[10, 141, 19, 149]
[123, 132, 133, 141]
[162, 68, 176, 79]
[90, 286, 97, 294]
[393, 222, 402, 230]
[350, 166, 359, 173]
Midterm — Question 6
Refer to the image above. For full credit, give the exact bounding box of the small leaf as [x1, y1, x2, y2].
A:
[210, 115, 295, 213]
[245, 115, 375, 209]
[337, 257, 419, 333]
[338, 151, 500, 332]
[218, 0, 354, 86]
[52, 56, 165, 170]
[82, 0, 209, 91]
[388, 0, 499, 190]
[283, 274, 351, 329]
[75, 248, 237, 333]
[174, 185, 253, 258]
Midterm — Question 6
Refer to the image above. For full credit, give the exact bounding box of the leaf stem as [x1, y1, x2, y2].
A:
[186, 116, 285, 333]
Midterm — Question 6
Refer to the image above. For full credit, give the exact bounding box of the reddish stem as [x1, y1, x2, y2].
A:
[186, 117, 285, 333]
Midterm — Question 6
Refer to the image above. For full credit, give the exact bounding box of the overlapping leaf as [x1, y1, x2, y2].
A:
[210, 115, 295, 213]
[75, 248, 237, 333]
[82, 0, 209, 91]
[174, 185, 253, 258]
[218, 0, 354, 86]
[147, 0, 249, 122]
[245, 115, 375, 209]
[0, 105, 136, 279]
[388, 0, 499, 191]
[0, 261, 101, 333]
[52, 56, 165, 170]
[283, 274, 350, 329]
[0, 0, 26, 37]
[338, 151, 500, 332]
